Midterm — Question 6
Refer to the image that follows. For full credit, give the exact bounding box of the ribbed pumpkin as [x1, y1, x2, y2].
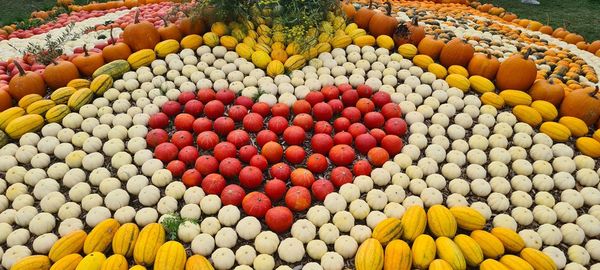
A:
[435, 237, 466, 270]
[417, 36, 445, 60]
[481, 92, 505, 109]
[44, 60, 80, 89]
[499, 90, 532, 106]
[519, 248, 557, 270]
[512, 105, 543, 127]
[355, 238, 384, 270]
[266, 60, 284, 77]
[559, 116, 589, 137]
[439, 38, 474, 68]
[401, 206, 427, 241]
[67, 78, 90, 89]
[103, 27, 132, 62]
[185, 255, 213, 270]
[0, 107, 24, 130]
[467, 53, 500, 80]
[331, 35, 353, 48]
[67, 88, 93, 111]
[100, 254, 128, 270]
[112, 223, 139, 258]
[470, 230, 504, 259]
[398, 44, 417, 58]
[490, 228, 525, 253]
[412, 234, 436, 269]
[480, 259, 510, 270]
[427, 205, 457, 238]
[84, 218, 120, 254]
[499, 255, 534, 270]
[413, 54, 434, 69]
[93, 59, 131, 79]
[376, 35, 395, 50]
[123, 10, 160, 51]
[8, 61, 46, 100]
[90, 74, 113, 96]
[72, 45, 105, 77]
[576, 137, 600, 158]
[10, 255, 51, 270]
[559, 86, 600, 125]
[528, 79, 564, 106]
[495, 50, 537, 91]
[453, 234, 484, 267]
[384, 240, 411, 270]
[154, 241, 187, 270]
[133, 223, 165, 266]
[448, 65, 469, 77]
[46, 104, 70, 123]
[368, 2, 397, 37]
[539, 122, 571, 142]
[284, 55, 306, 72]
[26, 99, 55, 115]
[49, 254, 83, 270]
[354, 35, 376, 47]
[372, 218, 403, 245]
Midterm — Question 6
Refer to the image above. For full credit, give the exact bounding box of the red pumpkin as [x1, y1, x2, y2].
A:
[384, 117, 408, 136]
[195, 155, 219, 176]
[146, 129, 169, 148]
[256, 130, 278, 147]
[226, 129, 250, 148]
[328, 144, 356, 166]
[161, 100, 182, 116]
[439, 38, 474, 67]
[242, 192, 272, 217]
[265, 207, 293, 233]
[201, 173, 226, 195]
[8, 61, 46, 100]
[495, 49, 537, 91]
[269, 162, 291, 181]
[353, 159, 372, 176]
[292, 113, 314, 131]
[154, 142, 178, 163]
[239, 145, 258, 163]
[268, 116, 289, 135]
[261, 141, 284, 163]
[220, 184, 245, 206]
[265, 179, 287, 201]
[218, 158, 242, 179]
[310, 134, 334, 154]
[314, 121, 333, 134]
[193, 118, 213, 134]
[243, 113, 264, 133]
[355, 133, 377, 154]
[312, 102, 334, 121]
[283, 126, 306, 145]
[306, 153, 329, 174]
[292, 100, 312, 115]
[182, 169, 202, 187]
[171, 131, 193, 149]
[285, 186, 311, 212]
[167, 160, 186, 178]
[363, 112, 385, 129]
[177, 146, 199, 165]
[285, 145, 306, 164]
[367, 147, 390, 166]
[213, 142, 236, 161]
[203, 100, 225, 120]
[330, 166, 354, 187]
[290, 168, 315, 188]
[311, 179, 334, 201]
[184, 100, 204, 117]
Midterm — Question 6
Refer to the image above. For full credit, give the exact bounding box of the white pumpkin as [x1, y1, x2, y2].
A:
[32, 233, 58, 254]
[568, 245, 590, 266]
[236, 216, 261, 240]
[192, 233, 215, 256]
[511, 207, 533, 226]
[554, 202, 578, 223]
[561, 223, 585, 245]
[211, 247, 235, 270]
[278, 237, 305, 263]
[29, 213, 56, 235]
[306, 206, 330, 227]
[135, 207, 158, 226]
[113, 206, 136, 224]
[215, 227, 238, 248]
[253, 254, 275, 270]
[2, 245, 31, 269]
[14, 206, 37, 227]
[543, 246, 567, 269]
[585, 239, 600, 261]
[470, 202, 492, 220]
[235, 245, 256, 266]
[333, 235, 358, 259]
[518, 229, 543, 249]
[58, 218, 84, 236]
[323, 193, 347, 214]
[291, 219, 316, 244]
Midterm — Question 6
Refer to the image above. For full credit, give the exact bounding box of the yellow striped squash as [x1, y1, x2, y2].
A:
[243, 37, 257, 48]
[128, 49, 156, 70]
[355, 238, 384, 270]
[11, 255, 51, 270]
[499, 90, 532, 106]
[231, 28, 246, 41]
[257, 35, 272, 46]
[154, 39, 180, 58]
[235, 43, 254, 60]
[376, 35, 394, 50]
[353, 35, 376, 47]
[76, 252, 106, 270]
[530, 100, 558, 121]
[446, 74, 470, 92]
[90, 74, 113, 96]
[84, 218, 120, 254]
[512, 105, 543, 127]
[558, 116, 589, 137]
[286, 42, 301, 55]
[67, 78, 91, 89]
[412, 234, 436, 269]
[400, 206, 427, 241]
[593, 129, 600, 142]
[372, 218, 403, 245]
[266, 60, 284, 77]
[26, 99, 55, 115]
[180, 34, 203, 50]
[539, 122, 571, 142]
[112, 223, 140, 258]
[18, 93, 43, 109]
[449, 206, 486, 231]
[384, 239, 411, 270]
[0, 107, 25, 130]
[50, 86, 77, 104]
[344, 23, 358, 34]
[448, 65, 469, 77]
[211, 22, 229, 36]
[133, 223, 165, 266]
[490, 227, 525, 253]
[435, 236, 466, 270]
[428, 63, 448, 79]
[315, 42, 332, 54]
[185, 255, 213, 270]
[427, 205, 457, 238]
[202, 32, 220, 47]
[470, 230, 504, 259]
[576, 137, 600, 158]
[271, 41, 286, 51]
[519, 248, 557, 270]
[220, 35, 238, 50]
[253, 43, 272, 54]
[481, 92, 505, 109]
[256, 24, 270, 36]
[130, 266, 147, 270]
[154, 241, 187, 270]
[348, 28, 367, 39]
[45, 104, 71, 123]
[398, 44, 417, 58]
[49, 230, 88, 262]
[330, 35, 352, 48]
[480, 259, 510, 270]
[469, 75, 495, 94]
[100, 254, 128, 270]
[50, 254, 83, 270]
[93, 59, 130, 79]
[429, 259, 454, 270]
[251, 51, 271, 69]
[453, 234, 484, 267]
[5, 114, 44, 139]
[499, 255, 534, 270]
[317, 32, 330, 43]
[67, 88, 93, 111]
[284, 55, 306, 72]
[413, 54, 434, 69]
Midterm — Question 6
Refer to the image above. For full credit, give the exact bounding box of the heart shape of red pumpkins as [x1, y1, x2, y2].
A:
[145, 83, 407, 233]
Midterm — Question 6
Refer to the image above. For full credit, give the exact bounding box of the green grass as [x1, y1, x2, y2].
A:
[0, 0, 109, 26]
[481, 0, 600, 42]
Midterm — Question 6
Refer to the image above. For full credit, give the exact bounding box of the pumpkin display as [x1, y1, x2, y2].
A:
[368, 2, 397, 38]
[122, 10, 161, 51]
[559, 86, 600, 126]
[467, 53, 500, 80]
[439, 38, 474, 67]
[8, 62, 46, 100]
[72, 45, 105, 77]
[43, 60, 80, 89]
[528, 79, 564, 107]
[495, 49, 537, 91]
[103, 27, 132, 62]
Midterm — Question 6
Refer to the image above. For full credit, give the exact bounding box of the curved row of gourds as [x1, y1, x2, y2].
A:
[355, 205, 557, 270]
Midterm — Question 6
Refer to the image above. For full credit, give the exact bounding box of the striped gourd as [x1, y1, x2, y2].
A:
[100, 254, 128, 270]
[90, 74, 113, 95]
[0, 107, 25, 130]
[372, 217, 403, 245]
[93, 59, 130, 79]
[348, 29, 366, 39]
[76, 252, 106, 270]
[84, 218, 120, 254]
[480, 259, 510, 270]
[284, 55, 306, 72]
[469, 75, 495, 94]
[558, 116, 588, 137]
[519, 248, 557, 270]
[539, 122, 571, 142]
[5, 114, 44, 139]
[499, 255, 534, 270]
[128, 49, 156, 70]
[133, 223, 166, 266]
[499, 90, 532, 106]
[427, 205, 458, 238]
[384, 239, 411, 270]
[49, 254, 83, 270]
[266, 60, 284, 77]
[49, 230, 87, 262]
[67, 78, 91, 89]
[412, 234, 436, 269]
[449, 206, 486, 231]
[130, 266, 147, 270]
[184, 255, 213, 270]
[512, 105, 543, 127]
[445, 74, 470, 92]
[219, 36, 238, 50]
[355, 238, 384, 270]
[235, 43, 254, 60]
[429, 259, 454, 270]
[18, 93, 43, 109]
[330, 35, 352, 48]
[401, 206, 427, 241]
[315, 42, 332, 54]
[154, 241, 187, 270]
[26, 99, 55, 115]
[112, 223, 140, 258]
[435, 236, 466, 270]
[470, 230, 505, 259]
[10, 255, 51, 270]
[154, 39, 180, 58]
[413, 55, 435, 69]
[67, 88, 93, 111]
[45, 105, 71, 123]
[50, 87, 77, 104]
[491, 227, 526, 253]
[180, 34, 203, 50]
[353, 35, 376, 47]
[481, 92, 505, 109]
[453, 234, 484, 267]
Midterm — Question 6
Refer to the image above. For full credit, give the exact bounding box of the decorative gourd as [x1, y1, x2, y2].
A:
[467, 53, 500, 80]
[128, 49, 156, 70]
[453, 234, 484, 267]
[371, 218, 403, 245]
[558, 116, 589, 137]
[417, 36, 445, 60]
[559, 86, 600, 125]
[495, 49, 537, 91]
[5, 114, 44, 139]
[284, 55, 306, 72]
[76, 252, 106, 270]
[154, 241, 186, 270]
[123, 10, 161, 51]
[43, 60, 80, 90]
[512, 105, 543, 127]
[539, 122, 571, 142]
[72, 45, 105, 77]
[428, 63, 448, 79]
[480, 259, 510, 270]
[445, 74, 470, 92]
[67, 88, 93, 111]
[178, 16, 206, 36]
[398, 44, 417, 59]
[384, 239, 411, 270]
[470, 230, 504, 259]
[499, 255, 534, 270]
[528, 79, 564, 106]
[67, 78, 90, 89]
[89, 74, 113, 96]
[93, 60, 131, 79]
[354, 1, 375, 30]
[18, 93, 42, 108]
[49, 254, 83, 270]
[112, 223, 139, 258]
[0, 106, 25, 129]
[266, 60, 284, 77]
[50, 87, 76, 104]
[154, 40, 180, 58]
[84, 218, 120, 254]
[185, 255, 213, 270]
[354, 35, 376, 47]
[413, 54, 434, 69]
[49, 230, 87, 262]
[427, 205, 458, 238]
[133, 223, 165, 266]
[376, 35, 394, 50]
[412, 234, 436, 269]
[219, 36, 238, 50]
[490, 228, 525, 253]
[448, 65, 469, 77]
[439, 38, 474, 68]
[26, 99, 55, 115]
[435, 236, 466, 270]
[429, 259, 454, 270]
[45, 104, 70, 123]
[355, 238, 384, 270]
[158, 18, 183, 41]
[368, 2, 397, 37]
[519, 248, 557, 270]
[10, 255, 51, 270]
[499, 90, 532, 106]
[576, 137, 600, 158]
[100, 254, 128, 270]
[469, 75, 495, 94]
[330, 35, 352, 48]
[8, 62, 46, 100]
[401, 206, 427, 241]
[103, 27, 132, 62]
[181, 34, 203, 50]
[531, 100, 558, 121]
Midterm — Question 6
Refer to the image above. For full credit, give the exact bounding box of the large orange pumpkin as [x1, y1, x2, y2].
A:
[43, 60, 80, 89]
[405, 17, 425, 45]
[178, 16, 206, 36]
[417, 36, 445, 60]
[103, 27, 132, 62]
[439, 38, 474, 67]
[122, 10, 161, 51]
[342, 0, 356, 19]
[467, 53, 500, 80]
[354, 1, 376, 30]
[368, 2, 397, 38]
[528, 79, 564, 107]
[8, 62, 46, 100]
[159, 18, 183, 41]
[72, 45, 105, 77]
[560, 86, 600, 126]
[495, 49, 537, 91]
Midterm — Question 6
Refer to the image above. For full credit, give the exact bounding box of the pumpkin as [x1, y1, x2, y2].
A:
[103, 27, 132, 62]
[495, 49, 537, 91]
[8, 62, 46, 100]
[178, 16, 206, 36]
[123, 10, 161, 51]
[587, 40, 600, 54]
[559, 86, 600, 126]
[0, 88, 12, 111]
[354, 1, 375, 30]
[393, 17, 425, 46]
[368, 2, 397, 38]
[467, 53, 500, 80]
[72, 45, 105, 77]
[528, 79, 564, 106]
[439, 38, 474, 68]
[342, 0, 356, 19]
[417, 36, 445, 60]
[43, 60, 80, 90]
[158, 18, 183, 41]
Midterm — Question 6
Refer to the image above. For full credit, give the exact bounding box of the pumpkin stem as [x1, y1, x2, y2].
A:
[14, 61, 26, 76]
[385, 1, 392, 16]
[590, 86, 600, 98]
[411, 16, 419, 26]
[523, 47, 532, 59]
[109, 26, 115, 46]
[394, 23, 409, 38]
[368, 0, 372, 9]
[83, 44, 89, 57]
[134, 9, 140, 24]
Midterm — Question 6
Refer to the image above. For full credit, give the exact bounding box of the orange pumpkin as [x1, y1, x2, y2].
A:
[354, 1, 376, 30]
[0, 88, 12, 112]
[587, 40, 600, 54]
[539, 25, 553, 35]
[495, 49, 537, 91]
[43, 60, 80, 90]
[103, 27, 132, 62]
[467, 53, 500, 80]
[342, 0, 356, 19]
[439, 38, 474, 68]
[405, 17, 425, 45]
[178, 16, 206, 36]
[564, 33, 584, 44]
[8, 62, 46, 100]
[417, 36, 445, 60]
[368, 2, 397, 38]
[72, 45, 105, 77]
[560, 86, 600, 126]
[122, 10, 161, 51]
[528, 79, 564, 106]
[158, 18, 183, 41]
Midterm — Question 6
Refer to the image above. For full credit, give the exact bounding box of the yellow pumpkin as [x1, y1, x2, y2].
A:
[576, 137, 600, 158]
[266, 60, 284, 77]
[376, 35, 395, 50]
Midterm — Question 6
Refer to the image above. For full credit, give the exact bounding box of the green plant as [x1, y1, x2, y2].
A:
[160, 214, 199, 241]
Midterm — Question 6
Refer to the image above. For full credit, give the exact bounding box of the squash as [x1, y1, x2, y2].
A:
[490, 228, 525, 253]
[5, 114, 44, 139]
[67, 88, 93, 111]
[453, 234, 483, 267]
[499, 90, 532, 106]
[384, 239, 411, 270]
[435, 236, 466, 270]
[284, 55, 306, 72]
[45, 104, 71, 123]
[439, 38, 474, 68]
[371, 218, 403, 245]
[50, 254, 83, 270]
[576, 137, 600, 158]
[355, 238, 384, 270]
[219, 36, 238, 50]
[558, 116, 589, 137]
[539, 122, 571, 142]
[185, 255, 213, 270]
[467, 53, 500, 80]
[84, 218, 120, 254]
[528, 79, 564, 106]
[495, 49, 537, 91]
[469, 75, 495, 94]
[18, 93, 43, 108]
[512, 105, 543, 127]
[112, 223, 140, 258]
[202, 32, 219, 47]
[50, 87, 77, 104]
[133, 223, 165, 266]
[154, 39, 180, 58]
[178, 16, 206, 36]
[559, 86, 600, 125]
[76, 252, 106, 270]
[0, 130, 8, 148]
[519, 248, 557, 270]
[448, 65, 469, 77]
[72, 45, 105, 77]
[0, 106, 25, 130]
[44, 60, 80, 89]
[401, 206, 427, 241]
[10, 255, 51, 270]
[427, 205, 457, 238]
[470, 230, 504, 259]
[330, 35, 352, 48]
[376, 35, 395, 50]
[180, 34, 203, 50]
[398, 44, 417, 58]
[354, 35, 376, 47]
[90, 74, 113, 96]
[429, 259, 454, 270]
[154, 241, 187, 270]
[499, 255, 534, 270]
[49, 230, 87, 262]
[413, 54, 434, 69]
[445, 74, 470, 92]
[251, 51, 271, 69]
[67, 78, 91, 89]
[26, 99, 55, 115]
[93, 60, 131, 79]
[266, 60, 284, 77]
[235, 43, 254, 60]
[480, 259, 510, 270]
[449, 207, 486, 231]
[428, 63, 448, 79]
[8, 61, 46, 100]
[123, 10, 160, 51]
[594, 129, 600, 142]
[531, 100, 558, 121]
[412, 234, 436, 269]
[128, 49, 156, 70]
[417, 36, 445, 60]
[101, 254, 128, 270]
